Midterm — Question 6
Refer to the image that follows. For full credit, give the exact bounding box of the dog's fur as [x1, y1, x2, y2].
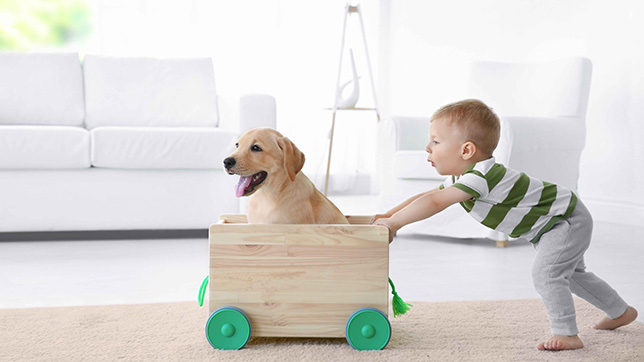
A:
[223, 128, 348, 224]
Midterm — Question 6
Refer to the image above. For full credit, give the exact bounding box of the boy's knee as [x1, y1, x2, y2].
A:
[532, 263, 573, 297]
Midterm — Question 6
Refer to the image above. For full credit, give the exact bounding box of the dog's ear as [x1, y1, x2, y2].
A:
[277, 137, 305, 182]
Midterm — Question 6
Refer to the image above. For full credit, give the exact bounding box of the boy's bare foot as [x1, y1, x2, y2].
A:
[537, 335, 584, 351]
[593, 306, 638, 330]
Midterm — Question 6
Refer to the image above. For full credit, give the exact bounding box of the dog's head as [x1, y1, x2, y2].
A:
[223, 128, 305, 197]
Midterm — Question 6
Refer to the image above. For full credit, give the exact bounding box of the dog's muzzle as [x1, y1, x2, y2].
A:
[223, 157, 236, 171]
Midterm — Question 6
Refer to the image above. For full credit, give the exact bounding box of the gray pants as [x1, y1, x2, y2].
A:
[531, 199, 628, 336]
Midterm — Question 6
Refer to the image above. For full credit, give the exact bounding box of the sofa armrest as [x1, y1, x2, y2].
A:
[217, 93, 277, 135]
[376, 116, 430, 192]
[389, 116, 430, 151]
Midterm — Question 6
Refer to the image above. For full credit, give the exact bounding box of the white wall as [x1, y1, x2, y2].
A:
[382, 0, 644, 226]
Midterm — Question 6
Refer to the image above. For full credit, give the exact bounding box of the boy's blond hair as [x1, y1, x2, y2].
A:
[431, 99, 500, 156]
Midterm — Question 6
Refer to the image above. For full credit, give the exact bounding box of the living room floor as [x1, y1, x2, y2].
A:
[1, 195, 642, 323]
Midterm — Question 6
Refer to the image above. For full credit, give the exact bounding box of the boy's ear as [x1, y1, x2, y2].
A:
[461, 141, 477, 160]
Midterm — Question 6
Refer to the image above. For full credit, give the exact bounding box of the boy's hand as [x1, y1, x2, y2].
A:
[373, 218, 398, 244]
[370, 213, 391, 224]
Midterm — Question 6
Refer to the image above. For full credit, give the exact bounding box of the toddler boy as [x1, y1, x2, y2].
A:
[373, 99, 637, 350]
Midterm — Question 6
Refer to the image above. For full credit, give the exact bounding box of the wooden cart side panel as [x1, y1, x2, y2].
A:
[209, 224, 388, 246]
[208, 222, 389, 338]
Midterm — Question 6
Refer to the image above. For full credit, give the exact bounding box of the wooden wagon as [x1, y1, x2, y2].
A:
[203, 214, 391, 350]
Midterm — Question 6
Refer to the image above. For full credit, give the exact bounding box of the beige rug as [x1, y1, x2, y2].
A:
[1, 299, 642, 362]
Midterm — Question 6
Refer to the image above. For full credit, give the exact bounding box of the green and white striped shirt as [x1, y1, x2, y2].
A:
[440, 157, 577, 243]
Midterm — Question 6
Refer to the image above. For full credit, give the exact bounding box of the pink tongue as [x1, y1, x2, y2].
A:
[235, 176, 252, 197]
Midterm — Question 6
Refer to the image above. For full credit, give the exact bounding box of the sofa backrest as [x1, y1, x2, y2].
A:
[0, 52, 85, 127]
[83, 55, 219, 129]
[467, 57, 592, 119]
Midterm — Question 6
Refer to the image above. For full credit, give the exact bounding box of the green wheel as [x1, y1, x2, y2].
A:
[345, 308, 391, 350]
[205, 307, 251, 350]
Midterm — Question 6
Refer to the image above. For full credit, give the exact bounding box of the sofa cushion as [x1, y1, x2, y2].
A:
[90, 127, 236, 169]
[393, 150, 444, 180]
[0, 126, 90, 169]
[83, 56, 219, 129]
[0, 52, 85, 126]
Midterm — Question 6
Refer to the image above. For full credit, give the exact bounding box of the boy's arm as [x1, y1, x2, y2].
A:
[374, 186, 473, 242]
[371, 187, 441, 223]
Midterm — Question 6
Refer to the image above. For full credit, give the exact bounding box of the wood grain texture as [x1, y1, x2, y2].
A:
[209, 215, 389, 337]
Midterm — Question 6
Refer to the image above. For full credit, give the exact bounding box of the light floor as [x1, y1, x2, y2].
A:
[1, 195, 642, 323]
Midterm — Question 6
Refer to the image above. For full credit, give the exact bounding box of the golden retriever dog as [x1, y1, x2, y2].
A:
[223, 128, 349, 224]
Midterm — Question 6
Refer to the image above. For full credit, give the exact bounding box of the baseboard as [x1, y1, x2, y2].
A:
[0, 229, 208, 242]
[583, 197, 644, 227]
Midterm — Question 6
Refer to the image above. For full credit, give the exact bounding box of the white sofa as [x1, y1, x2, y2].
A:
[0, 52, 276, 232]
[377, 57, 592, 244]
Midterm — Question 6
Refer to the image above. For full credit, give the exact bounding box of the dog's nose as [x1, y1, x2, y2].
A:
[223, 157, 236, 169]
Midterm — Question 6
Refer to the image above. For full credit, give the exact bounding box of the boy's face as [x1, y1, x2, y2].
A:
[426, 118, 470, 176]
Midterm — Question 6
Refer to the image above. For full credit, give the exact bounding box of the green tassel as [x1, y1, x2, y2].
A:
[198, 275, 209, 307]
[389, 277, 412, 317]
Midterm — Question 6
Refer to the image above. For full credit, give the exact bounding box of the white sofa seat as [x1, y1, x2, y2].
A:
[0, 169, 237, 232]
[90, 127, 236, 169]
[0, 126, 90, 169]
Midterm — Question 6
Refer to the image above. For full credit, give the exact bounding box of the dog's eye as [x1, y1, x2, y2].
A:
[235, 143, 239, 148]
[251, 145, 262, 152]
